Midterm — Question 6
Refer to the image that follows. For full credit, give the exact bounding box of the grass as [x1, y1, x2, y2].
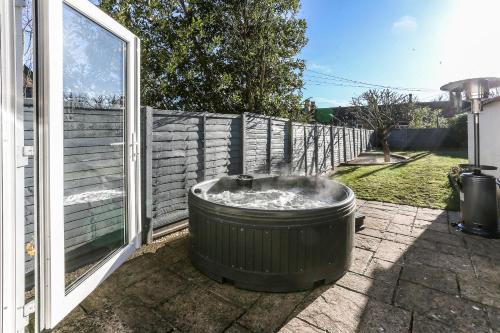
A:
[332, 150, 467, 211]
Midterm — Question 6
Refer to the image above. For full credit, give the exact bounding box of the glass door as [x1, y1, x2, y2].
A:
[38, 0, 140, 329]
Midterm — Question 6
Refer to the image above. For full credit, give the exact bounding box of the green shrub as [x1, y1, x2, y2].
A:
[444, 114, 468, 148]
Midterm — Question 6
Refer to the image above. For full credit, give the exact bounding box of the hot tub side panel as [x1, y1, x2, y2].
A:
[188, 196, 355, 292]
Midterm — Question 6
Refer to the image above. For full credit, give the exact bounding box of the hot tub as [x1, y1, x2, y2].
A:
[188, 175, 356, 292]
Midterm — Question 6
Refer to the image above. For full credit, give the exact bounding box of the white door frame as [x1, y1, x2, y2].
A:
[1, 0, 28, 331]
[37, 0, 141, 329]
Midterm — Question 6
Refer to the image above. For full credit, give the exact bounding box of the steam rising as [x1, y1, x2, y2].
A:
[204, 176, 348, 210]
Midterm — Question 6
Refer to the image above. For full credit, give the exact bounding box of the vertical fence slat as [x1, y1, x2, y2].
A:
[268, 117, 272, 174]
[353, 127, 356, 158]
[202, 113, 207, 180]
[241, 113, 247, 174]
[141, 106, 153, 244]
[321, 125, 327, 172]
[288, 120, 293, 175]
[314, 124, 318, 174]
[342, 126, 347, 163]
[360, 128, 363, 153]
[330, 125, 334, 170]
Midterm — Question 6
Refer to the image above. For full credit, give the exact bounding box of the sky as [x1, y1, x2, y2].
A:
[299, 0, 500, 107]
[63, 4, 125, 100]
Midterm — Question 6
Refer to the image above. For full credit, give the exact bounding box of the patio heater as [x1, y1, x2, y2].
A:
[441, 77, 500, 238]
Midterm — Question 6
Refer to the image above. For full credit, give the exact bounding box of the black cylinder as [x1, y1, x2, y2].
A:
[188, 176, 356, 292]
[459, 173, 498, 238]
[236, 174, 254, 189]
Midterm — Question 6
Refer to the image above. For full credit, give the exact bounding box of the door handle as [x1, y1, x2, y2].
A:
[130, 132, 139, 162]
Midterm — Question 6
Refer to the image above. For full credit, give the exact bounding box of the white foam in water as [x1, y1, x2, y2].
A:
[205, 188, 338, 210]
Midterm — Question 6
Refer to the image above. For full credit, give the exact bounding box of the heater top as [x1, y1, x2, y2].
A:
[440, 77, 500, 100]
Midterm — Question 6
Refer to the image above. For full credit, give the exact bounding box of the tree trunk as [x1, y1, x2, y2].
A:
[382, 138, 390, 162]
[378, 128, 391, 162]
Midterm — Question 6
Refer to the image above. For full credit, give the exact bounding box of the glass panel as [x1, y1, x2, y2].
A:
[63, 4, 127, 289]
[23, 0, 35, 297]
[22, 2, 36, 330]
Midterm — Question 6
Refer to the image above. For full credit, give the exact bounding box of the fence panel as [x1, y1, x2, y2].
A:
[355, 128, 361, 157]
[205, 114, 242, 179]
[291, 123, 306, 174]
[305, 125, 316, 175]
[270, 119, 290, 174]
[151, 110, 203, 228]
[245, 114, 269, 174]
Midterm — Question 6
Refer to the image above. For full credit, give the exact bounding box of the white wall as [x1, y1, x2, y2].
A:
[467, 100, 500, 178]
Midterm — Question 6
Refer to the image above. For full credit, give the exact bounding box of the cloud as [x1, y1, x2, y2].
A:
[392, 15, 417, 33]
[307, 62, 333, 73]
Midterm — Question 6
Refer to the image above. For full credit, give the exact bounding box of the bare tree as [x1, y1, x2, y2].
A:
[23, 0, 33, 98]
[351, 89, 413, 162]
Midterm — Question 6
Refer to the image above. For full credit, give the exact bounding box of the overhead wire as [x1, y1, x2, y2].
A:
[304, 68, 438, 93]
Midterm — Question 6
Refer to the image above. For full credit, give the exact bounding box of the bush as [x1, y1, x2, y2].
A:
[443, 113, 468, 148]
[409, 107, 449, 129]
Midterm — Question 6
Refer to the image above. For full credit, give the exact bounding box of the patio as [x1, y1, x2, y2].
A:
[54, 200, 500, 333]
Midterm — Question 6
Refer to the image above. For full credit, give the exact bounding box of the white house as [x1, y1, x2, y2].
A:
[467, 96, 500, 178]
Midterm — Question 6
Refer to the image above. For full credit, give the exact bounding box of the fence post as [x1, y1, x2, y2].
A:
[349, 128, 353, 160]
[342, 126, 347, 163]
[141, 106, 153, 244]
[367, 129, 371, 149]
[353, 127, 357, 158]
[362, 129, 364, 150]
[303, 125, 307, 175]
[360, 129, 363, 153]
[202, 113, 207, 180]
[288, 120, 293, 175]
[267, 117, 272, 174]
[322, 126, 326, 172]
[330, 125, 334, 170]
[314, 124, 319, 174]
[241, 112, 246, 174]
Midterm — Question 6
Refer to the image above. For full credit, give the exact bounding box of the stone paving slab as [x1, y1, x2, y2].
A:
[335, 272, 394, 304]
[458, 273, 500, 308]
[354, 234, 381, 252]
[363, 258, 402, 284]
[238, 292, 307, 333]
[395, 280, 491, 332]
[54, 201, 500, 333]
[400, 263, 459, 295]
[412, 315, 452, 333]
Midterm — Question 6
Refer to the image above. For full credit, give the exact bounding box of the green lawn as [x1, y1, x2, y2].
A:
[332, 150, 467, 211]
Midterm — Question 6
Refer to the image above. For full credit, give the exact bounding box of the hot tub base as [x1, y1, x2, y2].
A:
[188, 176, 356, 292]
[190, 250, 351, 292]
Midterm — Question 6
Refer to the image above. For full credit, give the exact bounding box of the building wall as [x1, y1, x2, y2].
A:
[467, 101, 500, 178]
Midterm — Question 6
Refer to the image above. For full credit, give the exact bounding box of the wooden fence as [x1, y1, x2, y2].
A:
[142, 107, 374, 240]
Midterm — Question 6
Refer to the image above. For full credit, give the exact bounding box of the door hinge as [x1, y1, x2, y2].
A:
[23, 300, 35, 327]
[16, 146, 33, 168]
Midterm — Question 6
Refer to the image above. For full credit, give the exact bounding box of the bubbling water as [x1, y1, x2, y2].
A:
[205, 188, 340, 210]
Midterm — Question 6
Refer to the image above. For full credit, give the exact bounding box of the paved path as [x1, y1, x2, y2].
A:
[54, 201, 500, 332]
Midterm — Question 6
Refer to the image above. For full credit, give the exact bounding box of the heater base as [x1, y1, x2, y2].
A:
[455, 222, 499, 239]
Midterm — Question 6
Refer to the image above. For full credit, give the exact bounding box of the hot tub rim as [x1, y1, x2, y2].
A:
[189, 176, 357, 222]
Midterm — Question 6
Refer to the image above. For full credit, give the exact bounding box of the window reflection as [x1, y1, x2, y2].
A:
[63, 4, 127, 289]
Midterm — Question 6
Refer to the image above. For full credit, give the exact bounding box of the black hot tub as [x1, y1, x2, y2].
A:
[188, 175, 356, 292]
